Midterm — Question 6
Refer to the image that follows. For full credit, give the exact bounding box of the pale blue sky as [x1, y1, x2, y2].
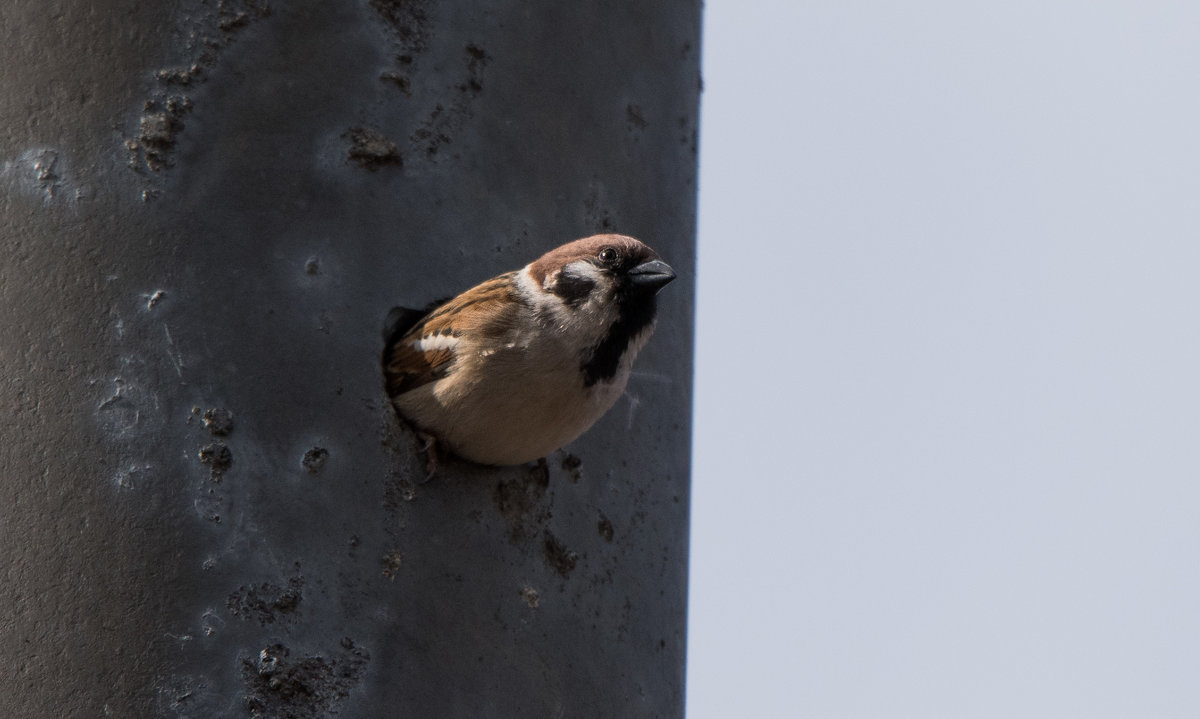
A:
[689, 2, 1200, 716]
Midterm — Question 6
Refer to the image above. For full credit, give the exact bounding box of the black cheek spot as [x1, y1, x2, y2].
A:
[550, 272, 596, 307]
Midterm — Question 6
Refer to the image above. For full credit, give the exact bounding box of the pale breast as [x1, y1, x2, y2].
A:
[394, 328, 632, 465]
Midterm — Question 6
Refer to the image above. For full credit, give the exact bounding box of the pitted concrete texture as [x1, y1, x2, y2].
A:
[0, 1, 699, 716]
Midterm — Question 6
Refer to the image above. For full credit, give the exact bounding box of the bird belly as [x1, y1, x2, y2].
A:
[393, 345, 629, 466]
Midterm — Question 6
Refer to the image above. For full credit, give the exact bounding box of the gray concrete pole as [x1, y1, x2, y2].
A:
[0, 0, 699, 716]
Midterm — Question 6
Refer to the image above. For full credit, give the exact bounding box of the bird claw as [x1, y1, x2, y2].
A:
[416, 430, 439, 483]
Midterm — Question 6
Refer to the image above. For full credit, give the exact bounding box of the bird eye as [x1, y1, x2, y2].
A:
[598, 247, 620, 265]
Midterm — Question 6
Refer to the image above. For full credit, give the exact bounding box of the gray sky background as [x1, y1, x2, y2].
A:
[688, 3, 1200, 717]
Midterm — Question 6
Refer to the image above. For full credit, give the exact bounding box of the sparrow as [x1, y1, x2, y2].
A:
[382, 233, 675, 467]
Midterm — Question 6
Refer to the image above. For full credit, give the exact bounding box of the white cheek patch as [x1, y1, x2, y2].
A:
[517, 267, 550, 303]
[561, 260, 604, 284]
[415, 334, 459, 352]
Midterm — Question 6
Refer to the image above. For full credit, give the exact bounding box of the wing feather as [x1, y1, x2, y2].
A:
[383, 272, 523, 397]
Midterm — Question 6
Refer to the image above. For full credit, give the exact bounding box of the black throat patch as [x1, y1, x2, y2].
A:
[581, 295, 657, 387]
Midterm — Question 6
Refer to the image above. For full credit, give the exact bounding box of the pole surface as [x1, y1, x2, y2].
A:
[0, 0, 699, 716]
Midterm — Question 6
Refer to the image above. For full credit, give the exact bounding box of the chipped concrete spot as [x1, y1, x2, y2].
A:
[542, 530, 578, 577]
[381, 550, 403, 579]
[145, 289, 167, 309]
[597, 513, 614, 543]
[301, 446, 329, 474]
[30, 149, 62, 199]
[198, 441, 232, 480]
[201, 408, 234, 436]
[344, 126, 402, 171]
[126, 0, 271, 180]
[561, 453, 583, 483]
[369, 0, 433, 55]
[156, 64, 205, 86]
[228, 574, 304, 625]
[379, 69, 411, 95]
[242, 639, 369, 719]
[493, 460, 551, 544]
[136, 97, 193, 171]
[520, 585, 540, 608]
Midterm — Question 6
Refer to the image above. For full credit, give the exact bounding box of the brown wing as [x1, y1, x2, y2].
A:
[383, 272, 523, 398]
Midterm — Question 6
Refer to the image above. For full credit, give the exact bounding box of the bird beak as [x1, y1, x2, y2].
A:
[627, 259, 676, 293]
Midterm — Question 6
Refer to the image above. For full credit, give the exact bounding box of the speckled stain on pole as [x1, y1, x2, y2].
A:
[0, 1, 698, 717]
